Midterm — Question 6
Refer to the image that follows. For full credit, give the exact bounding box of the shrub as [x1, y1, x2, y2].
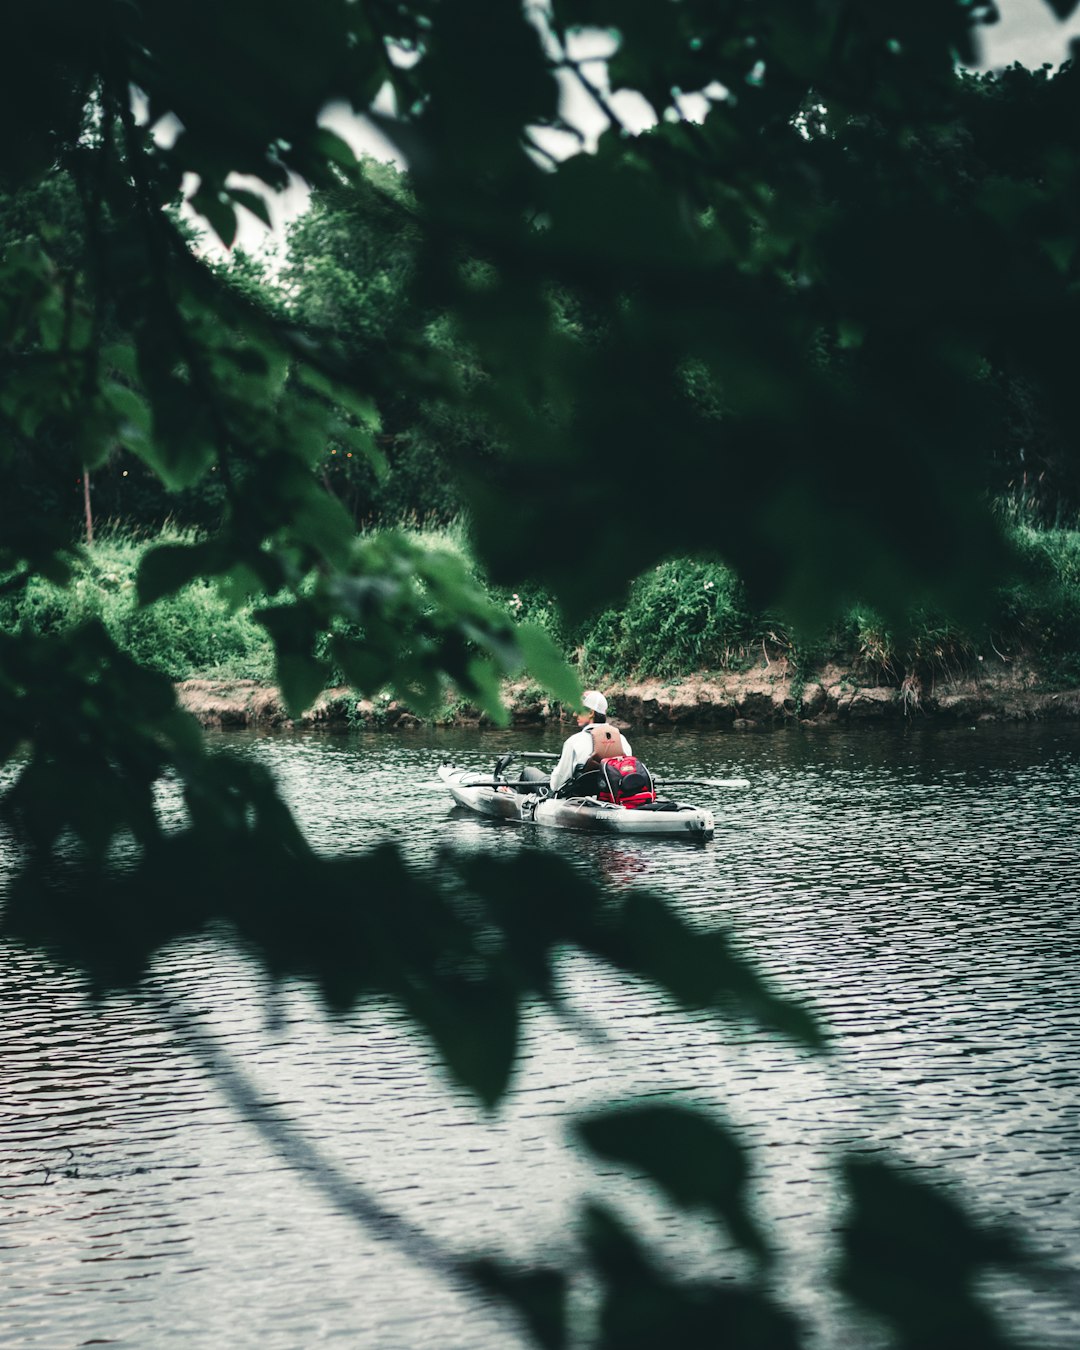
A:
[5, 521, 1079, 693]
[0, 531, 274, 681]
[577, 559, 760, 681]
[996, 525, 1080, 683]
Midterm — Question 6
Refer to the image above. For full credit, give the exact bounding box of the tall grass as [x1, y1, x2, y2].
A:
[996, 524, 1080, 684]
[821, 525, 1080, 688]
[0, 531, 275, 681]
[5, 521, 1080, 690]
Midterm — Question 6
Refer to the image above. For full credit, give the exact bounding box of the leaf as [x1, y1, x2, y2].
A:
[583, 1204, 803, 1350]
[337, 421, 387, 477]
[598, 891, 827, 1050]
[312, 127, 359, 173]
[190, 186, 238, 249]
[226, 186, 273, 228]
[135, 364, 219, 489]
[288, 481, 356, 567]
[465, 1259, 567, 1350]
[516, 622, 582, 706]
[463, 655, 510, 725]
[101, 342, 139, 381]
[333, 638, 391, 696]
[297, 364, 382, 428]
[254, 603, 328, 716]
[403, 972, 521, 1109]
[575, 1103, 769, 1262]
[137, 540, 225, 605]
[275, 652, 329, 719]
[104, 381, 152, 447]
[217, 563, 268, 612]
[838, 1157, 1027, 1350]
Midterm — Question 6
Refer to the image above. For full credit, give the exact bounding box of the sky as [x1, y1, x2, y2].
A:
[216, 1, 1080, 259]
[978, 0, 1080, 69]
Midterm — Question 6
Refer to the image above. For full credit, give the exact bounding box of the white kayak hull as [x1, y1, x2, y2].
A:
[438, 764, 715, 840]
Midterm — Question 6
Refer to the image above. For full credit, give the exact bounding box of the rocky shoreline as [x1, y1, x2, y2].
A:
[176, 657, 1080, 731]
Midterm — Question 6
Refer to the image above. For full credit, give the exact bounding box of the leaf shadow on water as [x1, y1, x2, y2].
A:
[1, 836, 1070, 1350]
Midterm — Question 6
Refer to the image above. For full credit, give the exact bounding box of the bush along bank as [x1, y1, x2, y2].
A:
[7, 526, 1080, 730]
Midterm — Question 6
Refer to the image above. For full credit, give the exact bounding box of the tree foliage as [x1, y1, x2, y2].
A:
[2, 2, 1077, 1345]
[280, 165, 501, 523]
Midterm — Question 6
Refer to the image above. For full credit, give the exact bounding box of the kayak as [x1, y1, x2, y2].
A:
[438, 763, 716, 840]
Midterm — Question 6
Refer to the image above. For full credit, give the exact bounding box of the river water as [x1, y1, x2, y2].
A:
[2, 723, 1079, 1348]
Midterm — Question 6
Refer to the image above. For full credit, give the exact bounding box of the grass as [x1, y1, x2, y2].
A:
[996, 524, 1080, 686]
[0, 529, 275, 681]
[821, 524, 1080, 689]
[5, 519, 1080, 693]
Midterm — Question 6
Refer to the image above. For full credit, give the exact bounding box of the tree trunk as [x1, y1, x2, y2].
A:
[82, 469, 93, 546]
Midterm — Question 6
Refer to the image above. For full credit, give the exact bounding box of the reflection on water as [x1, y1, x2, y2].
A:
[2, 724, 1079, 1347]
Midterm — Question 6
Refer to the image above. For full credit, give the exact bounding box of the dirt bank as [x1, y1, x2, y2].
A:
[176, 657, 1080, 731]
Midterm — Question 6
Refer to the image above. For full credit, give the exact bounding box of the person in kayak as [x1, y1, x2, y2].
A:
[549, 690, 633, 796]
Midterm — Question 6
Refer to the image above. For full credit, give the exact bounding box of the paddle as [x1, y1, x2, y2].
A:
[440, 756, 748, 791]
[438, 776, 748, 791]
[442, 752, 558, 760]
[440, 776, 748, 794]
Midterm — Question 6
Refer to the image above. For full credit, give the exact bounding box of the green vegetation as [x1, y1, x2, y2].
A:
[1000, 524, 1080, 685]
[7, 524, 1078, 698]
[577, 559, 774, 680]
[0, 530, 274, 681]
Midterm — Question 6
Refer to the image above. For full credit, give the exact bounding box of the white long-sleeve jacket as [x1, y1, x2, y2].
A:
[549, 725, 633, 793]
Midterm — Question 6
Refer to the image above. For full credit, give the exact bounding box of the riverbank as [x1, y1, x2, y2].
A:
[176, 655, 1080, 731]
[7, 525, 1079, 730]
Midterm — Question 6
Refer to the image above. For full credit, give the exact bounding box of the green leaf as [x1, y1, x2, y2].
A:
[575, 1103, 769, 1262]
[516, 622, 582, 706]
[101, 342, 139, 381]
[463, 654, 510, 725]
[465, 1260, 567, 1350]
[217, 563, 268, 611]
[255, 602, 328, 716]
[337, 421, 387, 477]
[403, 972, 520, 1108]
[333, 639, 391, 695]
[138, 540, 224, 605]
[838, 1157, 1027, 1350]
[275, 652, 329, 719]
[312, 127, 360, 173]
[598, 891, 827, 1050]
[288, 482, 356, 567]
[297, 364, 382, 428]
[226, 186, 273, 229]
[104, 381, 152, 444]
[138, 378, 219, 488]
[583, 1204, 803, 1350]
[190, 187, 238, 249]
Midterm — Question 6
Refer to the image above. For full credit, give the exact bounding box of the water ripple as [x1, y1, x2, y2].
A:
[1, 725, 1078, 1347]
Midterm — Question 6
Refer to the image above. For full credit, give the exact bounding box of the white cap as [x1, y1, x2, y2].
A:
[582, 690, 608, 716]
